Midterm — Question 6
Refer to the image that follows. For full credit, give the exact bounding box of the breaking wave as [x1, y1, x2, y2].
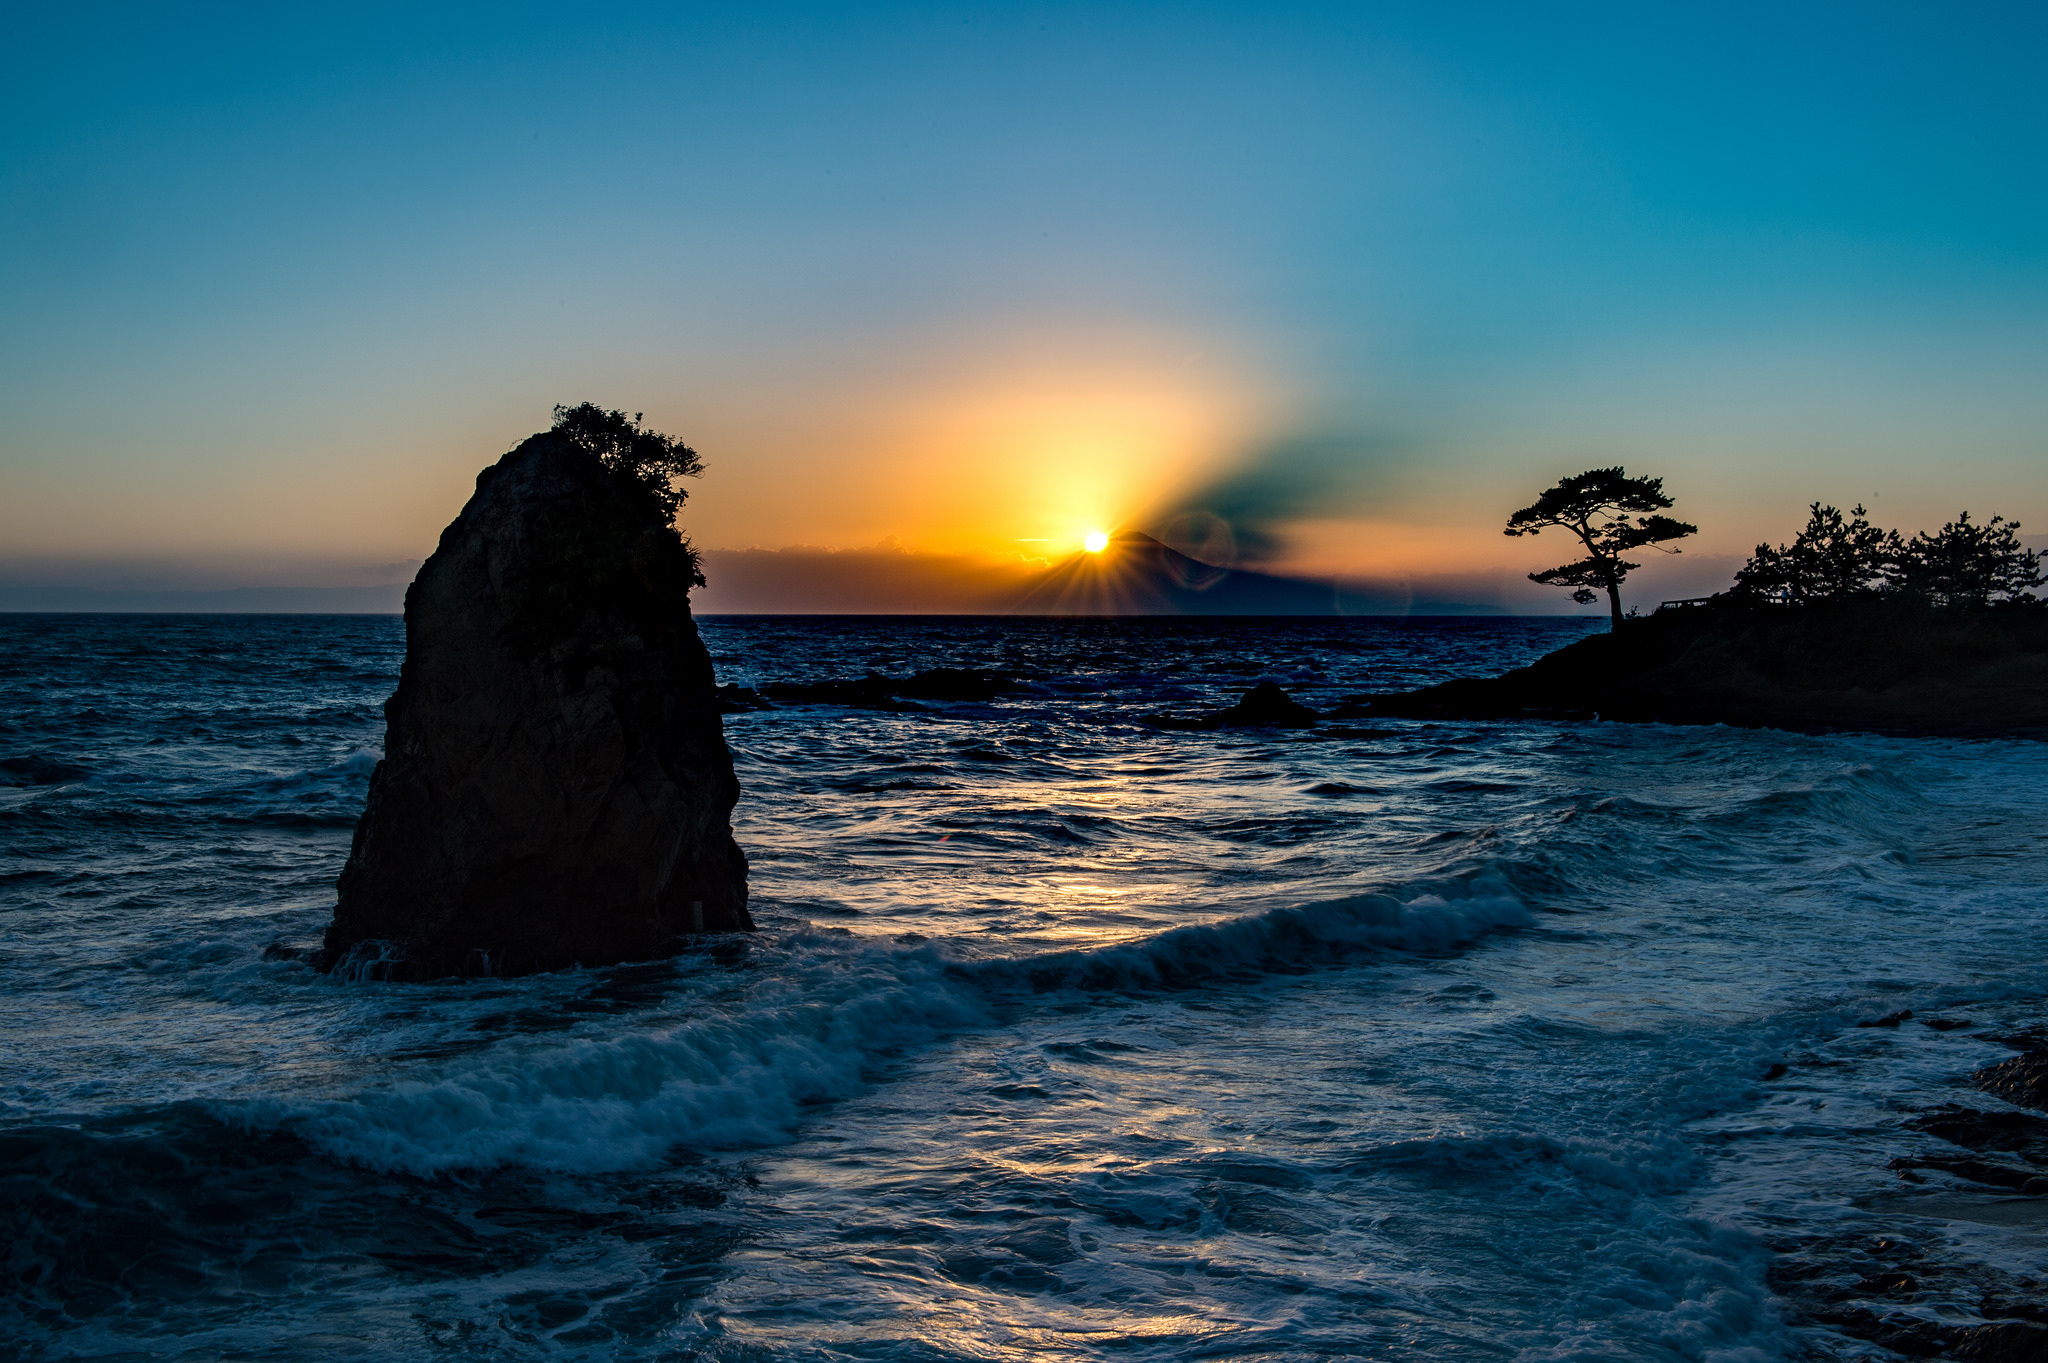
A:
[274, 878, 1530, 1175]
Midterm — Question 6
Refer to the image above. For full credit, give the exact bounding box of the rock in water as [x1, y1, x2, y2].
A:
[1211, 681, 1320, 728]
[1976, 1051, 2048, 1113]
[322, 430, 750, 978]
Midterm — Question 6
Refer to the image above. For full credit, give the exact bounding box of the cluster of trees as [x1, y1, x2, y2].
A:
[1731, 503, 2043, 609]
[550, 402, 702, 525]
[1507, 468, 2043, 627]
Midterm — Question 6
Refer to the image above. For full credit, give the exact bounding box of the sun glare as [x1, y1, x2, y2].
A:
[1084, 530, 1110, 553]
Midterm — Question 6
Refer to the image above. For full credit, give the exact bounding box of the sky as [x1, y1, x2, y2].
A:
[3, 1, 2044, 612]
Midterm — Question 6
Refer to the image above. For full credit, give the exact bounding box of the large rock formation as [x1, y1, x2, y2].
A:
[322, 430, 750, 978]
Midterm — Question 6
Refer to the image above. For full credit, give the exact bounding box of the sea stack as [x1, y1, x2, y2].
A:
[322, 425, 750, 978]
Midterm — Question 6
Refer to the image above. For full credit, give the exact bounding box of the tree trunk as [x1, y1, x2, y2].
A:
[1605, 579, 1624, 630]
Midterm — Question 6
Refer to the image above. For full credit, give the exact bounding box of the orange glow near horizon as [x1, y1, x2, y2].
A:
[686, 327, 1272, 562]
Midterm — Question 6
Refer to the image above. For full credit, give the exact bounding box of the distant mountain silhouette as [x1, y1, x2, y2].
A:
[1012, 531, 1504, 615]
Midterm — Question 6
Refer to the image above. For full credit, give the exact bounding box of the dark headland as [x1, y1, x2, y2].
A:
[1363, 597, 2048, 739]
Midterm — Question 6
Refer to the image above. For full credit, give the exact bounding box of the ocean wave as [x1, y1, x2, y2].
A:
[263, 879, 1531, 1176]
[277, 943, 989, 1174]
[971, 876, 1532, 994]
[1340, 1127, 1700, 1196]
[242, 747, 381, 790]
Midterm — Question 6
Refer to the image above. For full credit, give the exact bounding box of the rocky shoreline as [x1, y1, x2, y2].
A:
[1357, 599, 2048, 739]
[705, 602, 2048, 741]
[1762, 1020, 2048, 1361]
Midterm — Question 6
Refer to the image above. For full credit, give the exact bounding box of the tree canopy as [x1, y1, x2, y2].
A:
[1730, 503, 1891, 604]
[1892, 512, 2044, 608]
[551, 402, 702, 526]
[1733, 505, 2042, 610]
[1505, 468, 1697, 628]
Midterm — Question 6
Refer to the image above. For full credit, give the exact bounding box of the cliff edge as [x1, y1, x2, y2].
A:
[322, 429, 750, 978]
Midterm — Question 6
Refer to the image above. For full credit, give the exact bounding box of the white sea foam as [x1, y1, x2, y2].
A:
[326, 747, 381, 776]
[977, 876, 1533, 993]
[281, 879, 1533, 1175]
[21, 615, 2048, 1363]
[285, 941, 987, 1173]
[1514, 1214, 1783, 1363]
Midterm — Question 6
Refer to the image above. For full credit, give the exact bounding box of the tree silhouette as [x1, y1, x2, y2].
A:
[1731, 503, 1891, 604]
[1505, 468, 1696, 629]
[1731, 504, 2042, 610]
[1888, 512, 2043, 608]
[551, 403, 702, 525]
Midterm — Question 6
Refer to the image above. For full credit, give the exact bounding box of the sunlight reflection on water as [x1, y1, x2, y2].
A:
[6, 613, 2048, 1361]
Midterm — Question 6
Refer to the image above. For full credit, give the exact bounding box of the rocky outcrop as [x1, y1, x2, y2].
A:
[1977, 1051, 2048, 1113]
[1363, 599, 2048, 738]
[1147, 680, 1323, 730]
[1209, 680, 1321, 727]
[757, 667, 1027, 710]
[322, 431, 749, 979]
[1764, 1020, 2048, 1359]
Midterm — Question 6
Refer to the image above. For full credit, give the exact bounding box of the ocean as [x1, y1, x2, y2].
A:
[3, 612, 2045, 1362]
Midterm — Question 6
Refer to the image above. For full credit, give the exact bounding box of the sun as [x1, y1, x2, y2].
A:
[1083, 530, 1110, 553]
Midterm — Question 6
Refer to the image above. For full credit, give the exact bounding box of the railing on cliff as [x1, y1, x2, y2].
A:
[1657, 594, 1790, 611]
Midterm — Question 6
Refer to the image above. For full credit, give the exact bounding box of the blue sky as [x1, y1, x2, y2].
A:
[4, 2, 2043, 608]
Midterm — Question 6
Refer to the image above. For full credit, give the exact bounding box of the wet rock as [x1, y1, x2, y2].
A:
[1793, 1291, 2048, 1360]
[760, 672, 925, 711]
[1891, 1102, 2048, 1190]
[1982, 1292, 2048, 1328]
[1923, 1016, 1975, 1030]
[1769, 1060, 2048, 1361]
[1854, 1271, 1919, 1295]
[322, 430, 750, 979]
[895, 667, 1026, 701]
[1904, 1105, 2048, 1162]
[1814, 1310, 2048, 1360]
[1859, 1009, 1914, 1028]
[1977, 1052, 2048, 1113]
[1212, 681, 1321, 727]
[1888, 1153, 2043, 1192]
[758, 667, 1022, 708]
[1951, 1321, 2048, 1361]
[715, 683, 772, 713]
[1148, 681, 1321, 730]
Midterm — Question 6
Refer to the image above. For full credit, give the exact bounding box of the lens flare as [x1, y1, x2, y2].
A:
[1084, 531, 1110, 553]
